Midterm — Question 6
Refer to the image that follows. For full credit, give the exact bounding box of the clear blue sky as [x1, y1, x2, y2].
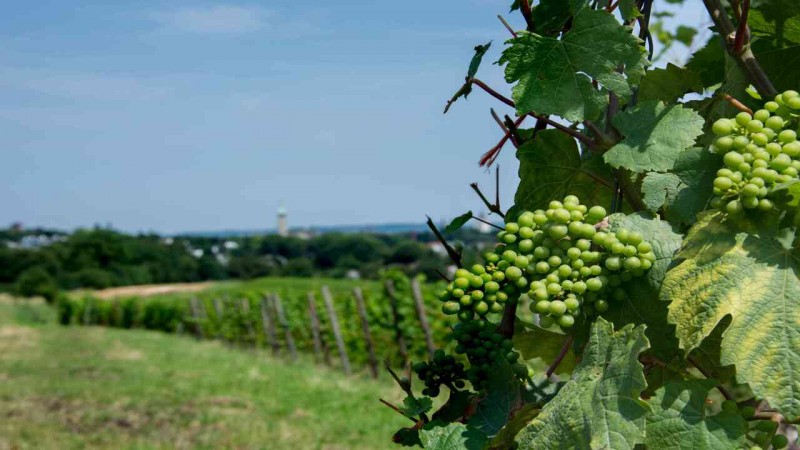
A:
[0, 1, 707, 234]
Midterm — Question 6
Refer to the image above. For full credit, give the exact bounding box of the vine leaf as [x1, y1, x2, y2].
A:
[499, 9, 648, 122]
[487, 403, 540, 450]
[445, 211, 473, 233]
[419, 421, 488, 450]
[444, 42, 492, 113]
[400, 396, 433, 417]
[604, 101, 704, 173]
[640, 148, 721, 225]
[513, 323, 577, 375]
[467, 359, 522, 437]
[638, 63, 703, 104]
[618, 0, 641, 22]
[645, 379, 748, 449]
[514, 319, 650, 449]
[514, 129, 616, 214]
[685, 36, 725, 88]
[662, 211, 800, 419]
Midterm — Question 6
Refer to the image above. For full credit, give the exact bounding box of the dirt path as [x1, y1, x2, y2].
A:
[89, 282, 215, 299]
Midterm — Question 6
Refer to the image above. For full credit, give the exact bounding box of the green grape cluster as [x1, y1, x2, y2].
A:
[439, 195, 655, 332]
[412, 350, 466, 397]
[710, 89, 800, 215]
[451, 320, 528, 389]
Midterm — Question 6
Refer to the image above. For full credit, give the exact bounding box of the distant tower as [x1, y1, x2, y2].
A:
[277, 204, 288, 237]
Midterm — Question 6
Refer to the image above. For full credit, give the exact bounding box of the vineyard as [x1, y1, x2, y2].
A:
[58, 273, 451, 374]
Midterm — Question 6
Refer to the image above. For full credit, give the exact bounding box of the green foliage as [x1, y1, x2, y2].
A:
[514, 319, 650, 449]
[645, 380, 748, 449]
[603, 101, 705, 173]
[15, 266, 58, 302]
[500, 9, 648, 122]
[514, 130, 616, 212]
[663, 212, 800, 418]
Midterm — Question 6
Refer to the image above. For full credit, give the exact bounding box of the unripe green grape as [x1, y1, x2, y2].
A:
[752, 133, 769, 147]
[518, 239, 534, 253]
[471, 290, 485, 301]
[564, 296, 580, 311]
[548, 224, 569, 240]
[485, 252, 500, 264]
[586, 277, 603, 291]
[765, 115, 784, 131]
[589, 264, 603, 276]
[733, 135, 750, 149]
[552, 208, 571, 224]
[616, 228, 630, 244]
[779, 129, 797, 143]
[561, 280, 573, 291]
[738, 162, 751, 174]
[742, 196, 759, 209]
[758, 198, 775, 211]
[587, 205, 607, 223]
[474, 301, 489, 315]
[623, 245, 638, 257]
[580, 223, 596, 237]
[548, 200, 563, 210]
[514, 255, 529, 268]
[569, 210, 584, 222]
[766, 100, 780, 112]
[714, 136, 734, 152]
[547, 255, 562, 267]
[572, 280, 587, 294]
[471, 264, 486, 275]
[784, 167, 799, 177]
[460, 295, 473, 306]
[740, 405, 756, 418]
[539, 316, 554, 328]
[558, 315, 575, 328]
[457, 310, 474, 322]
[788, 96, 800, 109]
[533, 213, 548, 226]
[492, 271, 506, 282]
[505, 222, 520, 234]
[714, 177, 733, 190]
[567, 221, 584, 236]
[720, 400, 738, 413]
[640, 259, 652, 270]
[637, 242, 653, 253]
[594, 299, 609, 312]
[746, 119, 764, 133]
[515, 276, 528, 289]
[497, 291, 509, 302]
[753, 109, 770, 122]
[470, 276, 484, 288]
[605, 256, 622, 271]
[624, 256, 642, 270]
[567, 247, 582, 260]
[563, 194, 580, 205]
[558, 264, 573, 278]
[502, 233, 516, 244]
[454, 277, 470, 290]
[712, 118, 734, 135]
[549, 300, 567, 316]
[726, 199, 744, 215]
[547, 283, 562, 295]
[505, 266, 522, 281]
[519, 226, 535, 239]
[490, 302, 504, 313]
[546, 273, 560, 284]
[517, 212, 535, 228]
[627, 231, 644, 246]
[740, 183, 760, 197]
[535, 261, 550, 274]
[735, 111, 752, 127]
[534, 300, 551, 313]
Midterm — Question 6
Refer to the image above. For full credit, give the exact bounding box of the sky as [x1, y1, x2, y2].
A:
[1, 1, 709, 234]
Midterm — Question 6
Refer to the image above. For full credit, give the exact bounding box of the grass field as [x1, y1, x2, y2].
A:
[0, 299, 406, 449]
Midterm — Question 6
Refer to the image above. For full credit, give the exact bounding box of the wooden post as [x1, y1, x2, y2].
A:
[213, 298, 225, 339]
[353, 287, 379, 378]
[82, 299, 92, 326]
[322, 286, 351, 375]
[384, 279, 409, 364]
[272, 294, 298, 361]
[260, 296, 280, 355]
[411, 278, 436, 359]
[307, 292, 325, 363]
[240, 298, 256, 343]
[189, 297, 205, 338]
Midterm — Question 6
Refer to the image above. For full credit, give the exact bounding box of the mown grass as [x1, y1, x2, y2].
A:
[0, 299, 406, 449]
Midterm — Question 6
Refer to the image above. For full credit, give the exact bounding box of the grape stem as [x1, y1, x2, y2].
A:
[546, 335, 574, 378]
[718, 93, 754, 115]
[425, 216, 463, 267]
[472, 215, 504, 231]
[687, 355, 735, 401]
[733, 0, 750, 55]
[480, 115, 526, 167]
[497, 301, 518, 339]
[379, 398, 418, 424]
[497, 15, 517, 38]
[470, 182, 506, 218]
[701, 0, 777, 98]
[385, 360, 431, 423]
[518, 0, 533, 31]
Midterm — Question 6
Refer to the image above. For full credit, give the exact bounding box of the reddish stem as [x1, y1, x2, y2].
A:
[546, 335, 574, 378]
[733, 0, 750, 54]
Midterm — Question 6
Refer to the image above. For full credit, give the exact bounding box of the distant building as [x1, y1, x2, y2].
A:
[476, 213, 493, 233]
[277, 204, 288, 237]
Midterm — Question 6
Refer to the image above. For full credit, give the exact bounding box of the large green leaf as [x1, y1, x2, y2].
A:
[662, 212, 800, 419]
[685, 36, 725, 88]
[640, 148, 721, 225]
[514, 319, 650, 449]
[514, 129, 616, 213]
[499, 9, 648, 122]
[604, 101, 704, 173]
[638, 63, 703, 104]
[419, 421, 488, 450]
[645, 380, 748, 449]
